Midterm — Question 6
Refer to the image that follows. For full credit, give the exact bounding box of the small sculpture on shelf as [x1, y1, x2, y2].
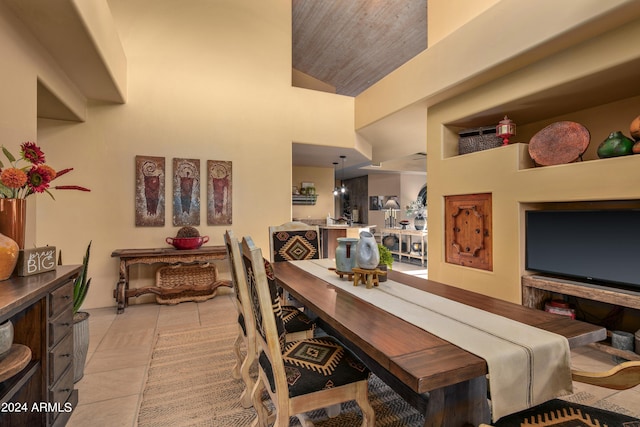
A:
[496, 115, 516, 145]
[597, 131, 635, 158]
[630, 115, 640, 154]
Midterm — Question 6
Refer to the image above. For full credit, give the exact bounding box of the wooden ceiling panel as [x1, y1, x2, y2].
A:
[292, 0, 427, 96]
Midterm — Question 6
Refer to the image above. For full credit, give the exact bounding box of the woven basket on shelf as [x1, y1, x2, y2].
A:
[155, 263, 219, 305]
[458, 126, 503, 154]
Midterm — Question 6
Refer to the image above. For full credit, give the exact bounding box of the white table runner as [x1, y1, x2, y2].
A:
[292, 259, 572, 421]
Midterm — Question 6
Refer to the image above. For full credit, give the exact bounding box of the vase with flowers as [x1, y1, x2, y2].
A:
[405, 198, 427, 231]
[0, 142, 89, 253]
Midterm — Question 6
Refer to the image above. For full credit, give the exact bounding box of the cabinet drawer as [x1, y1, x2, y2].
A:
[48, 365, 74, 426]
[49, 332, 73, 385]
[49, 280, 74, 319]
[49, 306, 73, 348]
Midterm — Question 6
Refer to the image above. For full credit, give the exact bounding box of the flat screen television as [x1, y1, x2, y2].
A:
[525, 209, 640, 291]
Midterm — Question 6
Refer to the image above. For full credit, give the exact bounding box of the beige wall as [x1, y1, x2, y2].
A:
[425, 20, 640, 303]
[400, 174, 427, 217]
[367, 173, 427, 229]
[367, 174, 400, 229]
[352, 0, 640, 304]
[1, 0, 364, 309]
[0, 0, 90, 249]
[355, 0, 638, 130]
[292, 166, 334, 221]
[427, 0, 499, 46]
[4, 0, 639, 310]
[292, 69, 336, 94]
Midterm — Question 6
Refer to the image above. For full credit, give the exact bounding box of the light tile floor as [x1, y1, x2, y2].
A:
[67, 261, 639, 426]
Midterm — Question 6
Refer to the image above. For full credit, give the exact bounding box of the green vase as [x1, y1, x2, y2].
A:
[597, 131, 635, 158]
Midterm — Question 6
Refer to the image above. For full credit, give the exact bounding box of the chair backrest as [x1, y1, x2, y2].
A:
[224, 229, 258, 346]
[223, 230, 244, 312]
[269, 221, 320, 262]
[571, 360, 640, 390]
[241, 236, 288, 384]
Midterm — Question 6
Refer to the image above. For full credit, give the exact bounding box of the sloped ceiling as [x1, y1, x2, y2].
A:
[292, 0, 428, 177]
[292, 0, 427, 97]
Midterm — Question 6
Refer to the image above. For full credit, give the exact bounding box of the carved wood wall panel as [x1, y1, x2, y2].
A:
[445, 193, 493, 271]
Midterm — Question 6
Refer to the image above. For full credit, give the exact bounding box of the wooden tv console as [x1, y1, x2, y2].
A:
[522, 274, 640, 361]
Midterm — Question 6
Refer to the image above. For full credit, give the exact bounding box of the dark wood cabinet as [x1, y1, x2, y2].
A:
[0, 265, 81, 426]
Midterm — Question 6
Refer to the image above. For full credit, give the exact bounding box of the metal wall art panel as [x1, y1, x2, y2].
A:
[135, 155, 165, 227]
[207, 160, 232, 225]
[172, 158, 200, 226]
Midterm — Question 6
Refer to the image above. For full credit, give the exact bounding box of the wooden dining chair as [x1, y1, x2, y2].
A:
[241, 236, 375, 427]
[224, 230, 316, 409]
[571, 360, 640, 390]
[269, 221, 320, 262]
[481, 360, 640, 426]
[269, 221, 321, 308]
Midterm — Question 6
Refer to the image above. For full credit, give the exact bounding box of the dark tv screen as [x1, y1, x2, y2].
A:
[525, 209, 640, 290]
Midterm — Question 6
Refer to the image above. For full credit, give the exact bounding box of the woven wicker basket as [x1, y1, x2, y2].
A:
[458, 126, 503, 154]
[155, 263, 219, 305]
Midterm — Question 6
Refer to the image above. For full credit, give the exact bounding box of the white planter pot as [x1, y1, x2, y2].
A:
[73, 312, 90, 383]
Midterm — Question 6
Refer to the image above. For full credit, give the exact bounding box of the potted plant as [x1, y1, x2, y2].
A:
[377, 244, 393, 282]
[73, 241, 92, 383]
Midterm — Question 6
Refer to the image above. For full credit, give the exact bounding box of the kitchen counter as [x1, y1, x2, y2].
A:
[319, 223, 375, 229]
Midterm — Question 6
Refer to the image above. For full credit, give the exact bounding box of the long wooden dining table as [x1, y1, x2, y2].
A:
[273, 261, 607, 427]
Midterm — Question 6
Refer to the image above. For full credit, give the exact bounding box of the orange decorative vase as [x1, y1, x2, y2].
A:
[0, 199, 26, 249]
[0, 233, 19, 280]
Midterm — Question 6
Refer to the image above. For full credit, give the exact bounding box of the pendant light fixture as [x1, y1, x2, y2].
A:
[332, 161, 339, 196]
[333, 155, 347, 196]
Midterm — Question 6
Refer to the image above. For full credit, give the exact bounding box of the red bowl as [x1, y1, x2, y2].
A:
[166, 236, 209, 250]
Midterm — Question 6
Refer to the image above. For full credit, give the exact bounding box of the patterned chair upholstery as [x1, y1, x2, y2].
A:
[481, 361, 640, 426]
[269, 221, 320, 262]
[241, 236, 375, 426]
[269, 222, 321, 309]
[223, 230, 315, 409]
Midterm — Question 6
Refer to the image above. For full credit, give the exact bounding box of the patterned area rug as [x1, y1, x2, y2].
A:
[137, 318, 639, 426]
[137, 324, 424, 427]
[493, 398, 640, 426]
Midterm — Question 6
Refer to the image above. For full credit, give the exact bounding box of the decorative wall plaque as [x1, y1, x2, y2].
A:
[207, 160, 232, 225]
[17, 246, 57, 276]
[135, 155, 165, 227]
[445, 193, 492, 271]
[172, 158, 200, 226]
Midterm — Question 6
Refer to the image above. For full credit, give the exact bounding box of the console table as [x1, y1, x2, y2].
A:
[379, 228, 427, 266]
[111, 246, 229, 313]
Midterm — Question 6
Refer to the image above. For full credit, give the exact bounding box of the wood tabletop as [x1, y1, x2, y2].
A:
[0, 265, 81, 320]
[111, 245, 226, 258]
[273, 262, 606, 394]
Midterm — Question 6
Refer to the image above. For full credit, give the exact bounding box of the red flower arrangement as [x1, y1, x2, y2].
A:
[0, 142, 90, 199]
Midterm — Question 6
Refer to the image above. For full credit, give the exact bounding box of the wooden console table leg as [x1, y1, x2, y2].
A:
[114, 260, 129, 314]
[115, 279, 126, 314]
